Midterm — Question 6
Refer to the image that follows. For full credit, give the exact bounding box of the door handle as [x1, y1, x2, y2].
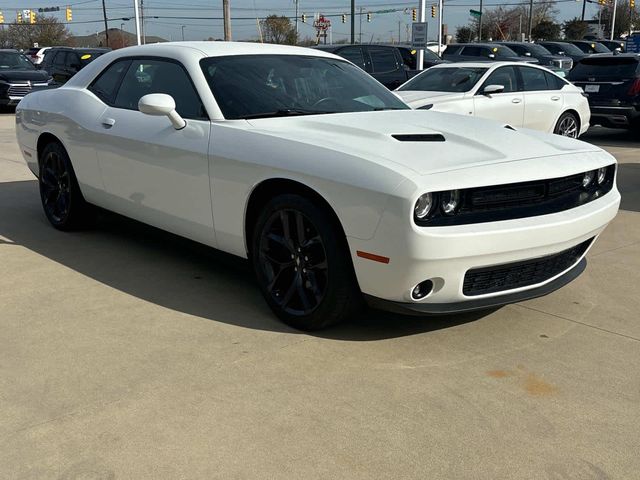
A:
[512, 98, 522, 104]
[551, 96, 561, 101]
[101, 118, 116, 128]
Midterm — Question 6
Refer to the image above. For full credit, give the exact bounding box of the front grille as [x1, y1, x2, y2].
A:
[463, 238, 593, 296]
[8, 84, 32, 97]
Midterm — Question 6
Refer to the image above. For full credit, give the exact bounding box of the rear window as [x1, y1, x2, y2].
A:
[398, 66, 487, 92]
[570, 58, 639, 80]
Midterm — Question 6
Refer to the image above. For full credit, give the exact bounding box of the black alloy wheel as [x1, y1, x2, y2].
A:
[39, 142, 90, 230]
[251, 194, 360, 330]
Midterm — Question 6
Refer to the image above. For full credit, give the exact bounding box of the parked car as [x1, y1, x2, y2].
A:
[395, 62, 590, 137]
[537, 41, 589, 64]
[443, 43, 537, 63]
[597, 39, 626, 53]
[568, 40, 611, 55]
[39, 47, 111, 85]
[568, 54, 640, 130]
[26, 47, 51, 65]
[313, 44, 418, 89]
[395, 45, 447, 70]
[491, 41, 573, 73]
[15, 42, 620, 330]
[0, 49, 53, 107]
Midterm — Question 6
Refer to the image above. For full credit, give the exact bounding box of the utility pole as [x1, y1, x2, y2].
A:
[120, 22, 125, 48]
[398, 20, 401, 44]
[438, 0, 443, 55]
[478, 0, 483, 40]
[133, 0, 141, 45]
[610, 0, 617, 39]
[223, 0, 231, 40]
[350, 0, 355, 43]
[181, 25, 185, 40]
[140, 0, 145, 44]
[359, 7, 364, 43]
[581, 0, 587, 21]
[102, 0, 109, 47]
[527, 0, 533, 41]
[417, 0, 426, 70]
[295, 0, 299, 42]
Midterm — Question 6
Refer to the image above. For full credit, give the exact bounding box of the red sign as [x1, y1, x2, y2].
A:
[313, 15, 331, 31]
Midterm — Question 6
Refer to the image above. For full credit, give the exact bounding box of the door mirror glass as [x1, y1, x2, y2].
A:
[483, 84, 505, 95]
[138, 93, 186, 130]
[524, 52, 532, 57]
[488, 53, 496, 59]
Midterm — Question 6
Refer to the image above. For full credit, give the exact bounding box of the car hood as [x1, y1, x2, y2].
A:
[395, 91, 465, 107]
[246, 110, 602, 176]
[0, 69, 49, 82]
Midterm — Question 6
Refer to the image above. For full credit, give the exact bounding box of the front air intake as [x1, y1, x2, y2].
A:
[391, 134, 445, 142]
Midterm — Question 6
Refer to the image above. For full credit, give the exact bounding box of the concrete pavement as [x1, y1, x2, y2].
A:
[1, 114, 639, 479]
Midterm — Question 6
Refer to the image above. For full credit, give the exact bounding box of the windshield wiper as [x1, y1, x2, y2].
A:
[238, 109, 334, 119]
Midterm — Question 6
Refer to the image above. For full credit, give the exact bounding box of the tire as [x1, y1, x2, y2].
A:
[250, 194, 361, 330]
[38, 141, 92, 230]
[553, 112, 580, 138]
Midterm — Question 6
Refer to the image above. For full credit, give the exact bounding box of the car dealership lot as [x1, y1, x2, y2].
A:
[1, 112, 638, 478]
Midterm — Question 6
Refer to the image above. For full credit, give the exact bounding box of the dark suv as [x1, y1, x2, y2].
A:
[314, 44, 422, 89]
[537, 41, 589, 64]
[39, 47, 110, 84]
[493, 41, 572, 71]
[0, 49, 52, 107]
[443, 43, 535, 63]
[568, 54, 640, 129]
[568, 40, 611, 55]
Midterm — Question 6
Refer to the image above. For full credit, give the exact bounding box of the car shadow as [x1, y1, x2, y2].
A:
[582, 127, 640, 147]
[618, 163, 640, 213]
[0, 180, 491, 341]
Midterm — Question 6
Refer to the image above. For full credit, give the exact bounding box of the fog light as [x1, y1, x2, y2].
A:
[582, 171, 595, 188]
[414, 193, 433, 220]
[411, 279, 434, 300]
[441, 190, 461, 215]
[597, 167, 607, 185]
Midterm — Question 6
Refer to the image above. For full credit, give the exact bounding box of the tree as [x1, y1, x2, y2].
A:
[260, 15, 297, 45]
[2, 15, 70, 49]
[456, 26, 475, 43]
[532, 20, 561, 40]
[563, 18, 589, 39]
[597, 1, 633, 38]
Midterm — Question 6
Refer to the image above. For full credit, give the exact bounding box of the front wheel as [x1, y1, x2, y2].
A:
[554, 112, 580, 138]
[251, 194, 361, 330]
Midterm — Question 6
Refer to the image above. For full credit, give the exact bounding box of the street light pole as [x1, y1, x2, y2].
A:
[133, 0, 141, 45]
[102, 0, 109, 47]
[181, 25, 185, 40]
[527, 0, 534, 41]
[223, 0, 231, 40]
[610, 0, 618, 40]
[350, 0, 355, 44]
[120, 22, 125, 48]
[478, 0, 483, 40]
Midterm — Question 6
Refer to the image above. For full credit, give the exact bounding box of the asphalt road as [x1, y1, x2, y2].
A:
[1, 115, 639, 479]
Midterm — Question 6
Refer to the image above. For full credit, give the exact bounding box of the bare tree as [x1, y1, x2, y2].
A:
[4, 15, 70, 49]
[260, 15, 297, 45]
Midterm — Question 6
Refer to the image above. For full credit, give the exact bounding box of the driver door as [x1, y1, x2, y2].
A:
[473, 66, 524, 127]
[88, 58, 215, 245]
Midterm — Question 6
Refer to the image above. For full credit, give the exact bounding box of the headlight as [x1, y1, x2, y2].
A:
[419, 104, 433, 110]
[414, 193, 433, 219]
[596, 167, 607, 185]
[441, 189, 461, 215]
[582, 171, 595, 188]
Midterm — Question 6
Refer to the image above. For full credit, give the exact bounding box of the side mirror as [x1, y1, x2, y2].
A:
[483, 84, 505, 95]
[488, 53, 496, 59]
[138, 93, 186, 130]
[524, 52, 532, 56]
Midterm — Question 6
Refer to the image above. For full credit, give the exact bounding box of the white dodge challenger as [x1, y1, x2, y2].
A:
[15, 42, 620, 330]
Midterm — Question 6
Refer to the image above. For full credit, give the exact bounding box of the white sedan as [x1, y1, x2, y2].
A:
[16, 42, 619, 330]
[396, 62, 591, 138]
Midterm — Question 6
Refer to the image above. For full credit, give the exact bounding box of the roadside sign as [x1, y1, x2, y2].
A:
[469, 9, 482, 17]
[626, 35, 640, 53]
[411, 22, 428, 48]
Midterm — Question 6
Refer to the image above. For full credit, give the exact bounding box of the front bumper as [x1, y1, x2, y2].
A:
[348, 189, 620, 310]
[589, 105, 640, 128]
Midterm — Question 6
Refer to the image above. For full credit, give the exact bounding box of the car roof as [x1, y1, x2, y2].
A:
[430, 61, 523, 68]
[0, 49, 20, 53]
[447, 43, 509, 48]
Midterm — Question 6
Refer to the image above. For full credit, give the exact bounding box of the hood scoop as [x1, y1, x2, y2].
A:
[392, 133, 445, 142]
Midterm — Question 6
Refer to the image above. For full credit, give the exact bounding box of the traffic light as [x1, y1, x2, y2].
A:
[367, 12, 371, 22]
[30, 10, 36, 24]
[17, 11, 23, 23]
[0, 12, 4, 24]
[66, 6, 72, 22]
[631, 0, 635, 8]
[412, 8, 417, 21]
[431, 5, 437, 17]
[301, 13, 306, 23]
[341, 14, 346, 23]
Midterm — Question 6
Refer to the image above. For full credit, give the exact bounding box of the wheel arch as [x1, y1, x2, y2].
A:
[555, 109, 581, 135]
[36, 132, 66, 168]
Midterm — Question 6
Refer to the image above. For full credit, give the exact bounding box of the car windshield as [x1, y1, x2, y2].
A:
[200, 54, 409, 120]
[546, 43, 584, 56]
[570, 58, 639, 80]
[524, 44, 552, 55]
[398, 66, 487, 92]
[0, 52, 36, 70]
[493, 46, 519, 57]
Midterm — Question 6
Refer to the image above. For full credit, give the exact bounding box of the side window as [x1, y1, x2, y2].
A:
[443, 45, 462, 56]
[480, 47, 495, 57]
[113, 59, 207, 120]
[462, 46, 481, 56]
[544, 44, 559, 54]
[544, 71, 567, 90]
[368, 47, 399, 73]
[53, 52, 66, 67]
[337, 47, 366, 70]
[509, 45, 525, 55]
[88, 60, 131, 104]
[480, 66, 518, 93]
[520, 67, 549, 91]
[67, 52, 80, 68]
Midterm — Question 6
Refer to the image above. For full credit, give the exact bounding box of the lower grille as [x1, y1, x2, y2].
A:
[8, 85, 32, 97]
[462, 238, 593, 296]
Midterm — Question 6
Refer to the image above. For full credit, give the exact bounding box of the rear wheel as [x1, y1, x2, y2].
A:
[554, 112, 580, 138]
[39, 142, 91, 230]
[251, 194, 361, 330]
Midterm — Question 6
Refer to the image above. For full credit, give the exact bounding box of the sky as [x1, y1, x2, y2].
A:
[2, 0, 606, 43]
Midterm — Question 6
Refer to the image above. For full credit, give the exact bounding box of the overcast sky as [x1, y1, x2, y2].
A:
[8, 0, 604, 43]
